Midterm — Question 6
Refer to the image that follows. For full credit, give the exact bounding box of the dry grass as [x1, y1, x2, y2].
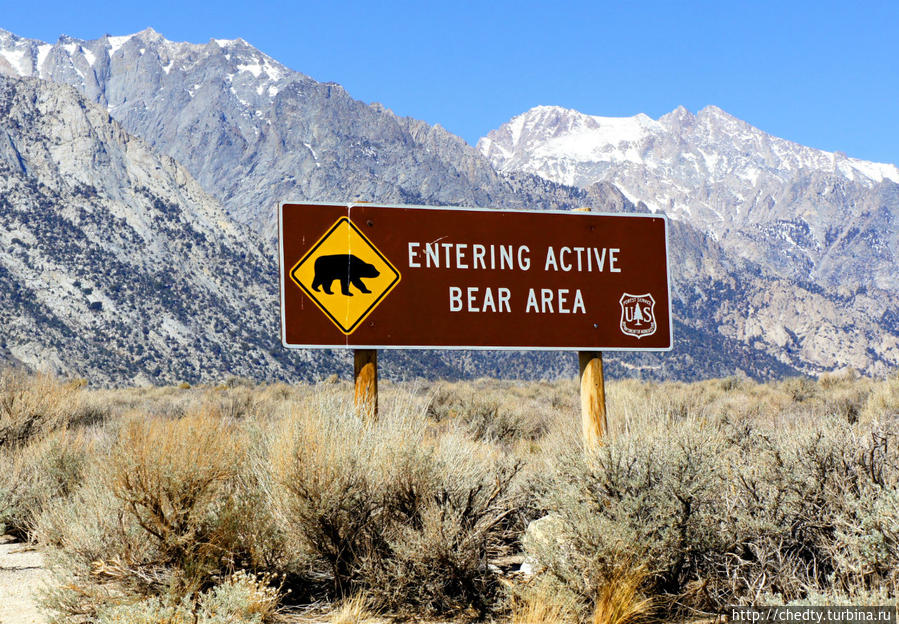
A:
[0, 369, 89, 447]
[2, 370, 899, 622]
[592, 566, 654, 624]
[328, 593, 382, 624]
[509, 581, 581, 624]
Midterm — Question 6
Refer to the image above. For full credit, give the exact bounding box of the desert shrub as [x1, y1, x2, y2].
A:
[425, 382, 549, 445]
[818, 368, 860, 389]
[0, 370, 84, 447]
[825, 388, 868, 423]
[780, 376, 819, 403]
[270, 393, 521, 616]
[37, 465, 162, 619]
[860, 377, 899, 424]
[105, 408, 247, 589]
[0, 429, 89, 539]
[532, 420, 731, 609]
[531, 414, 899, 615]
[37, 406, 286, 621]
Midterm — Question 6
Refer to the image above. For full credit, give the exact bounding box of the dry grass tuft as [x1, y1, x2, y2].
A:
[328, 593, 381, 624]
[592, 565, 654, 624]
[510, 583, 581, 624]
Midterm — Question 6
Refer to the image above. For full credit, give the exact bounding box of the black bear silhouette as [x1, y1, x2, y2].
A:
[311, 254, 380, 296]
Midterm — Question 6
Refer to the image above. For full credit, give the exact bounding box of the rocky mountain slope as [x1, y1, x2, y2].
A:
[1, 28, 897, 379]
[0, 28, 588, 242]
[479, 105, 899, 293]
[0, 74, 340, 383]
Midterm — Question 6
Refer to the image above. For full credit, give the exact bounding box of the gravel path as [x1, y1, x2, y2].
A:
[0, 536, 48, 624]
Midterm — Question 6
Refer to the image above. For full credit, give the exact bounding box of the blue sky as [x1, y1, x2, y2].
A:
[4, 0, 897, 164]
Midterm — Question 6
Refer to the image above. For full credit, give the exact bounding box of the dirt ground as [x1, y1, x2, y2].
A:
[0, 536, 47, 624]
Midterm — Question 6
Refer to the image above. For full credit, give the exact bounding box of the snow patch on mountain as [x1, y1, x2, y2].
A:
[479, 105, 899, 190]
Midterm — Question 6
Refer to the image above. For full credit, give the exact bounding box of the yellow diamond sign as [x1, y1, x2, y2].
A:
[289, 217, 401, 334]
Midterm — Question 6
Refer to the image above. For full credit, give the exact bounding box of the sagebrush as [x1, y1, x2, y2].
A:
[0, 370, 896, 622]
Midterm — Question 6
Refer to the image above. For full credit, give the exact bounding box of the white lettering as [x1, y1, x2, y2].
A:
[449, 286, 462, 311]
[500, 245, 513, 270]
[593, 247, 606, 271]
[525, 288, 539, 313]
[473, 244, 486, 270]
[426, 243, 440, 268]
[518, 245, 531, 271]
[455, 244, 468, 269]
[466, 287, 479, 312]
[447, 286, 513, 313]
[559, 247, 572, 272]
[482, 287, 496, 312]
[541, 288, 554, 313]
[442, 242, 453, 267]
[498, 288, 511, 313]
[610, 248, 620, 272]
[573, 247, 584, 271]
[524, 288, 587, 314]
[408, 242, 420, 268]
[573, 289, 586, 314]
[544, 247, 558, 271]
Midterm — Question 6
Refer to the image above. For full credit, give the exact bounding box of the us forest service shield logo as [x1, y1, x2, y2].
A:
[619, 293, 657, 339]
[290, 217, 400, 334]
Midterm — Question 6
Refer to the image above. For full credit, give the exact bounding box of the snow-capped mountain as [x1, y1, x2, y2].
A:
[0, 28, 573, 243]
[0, 73, 598, 383]
[479, 105, 899, 192]
[3, 27, 899, 379]
[479, 105, 899, 292]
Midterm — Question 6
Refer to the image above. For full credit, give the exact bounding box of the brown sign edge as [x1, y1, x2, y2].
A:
[278, 201, 674, 352]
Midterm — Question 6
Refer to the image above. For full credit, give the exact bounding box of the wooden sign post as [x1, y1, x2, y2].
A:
[354, 349, 378, 420]
[278, 202, 671, 448]
[579, 351, 608, 450]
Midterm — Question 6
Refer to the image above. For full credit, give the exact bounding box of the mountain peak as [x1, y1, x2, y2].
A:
[697, 104, 741, 123]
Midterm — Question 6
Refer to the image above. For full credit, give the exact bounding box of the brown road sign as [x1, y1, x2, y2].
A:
[279, 202, 672, 351]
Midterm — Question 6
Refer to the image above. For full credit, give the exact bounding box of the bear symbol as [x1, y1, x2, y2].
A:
[311, 254, 380, 296]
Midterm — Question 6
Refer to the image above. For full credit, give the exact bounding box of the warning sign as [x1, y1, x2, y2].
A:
[279, 202, 671, 350]
[289, 217, 400, 334]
